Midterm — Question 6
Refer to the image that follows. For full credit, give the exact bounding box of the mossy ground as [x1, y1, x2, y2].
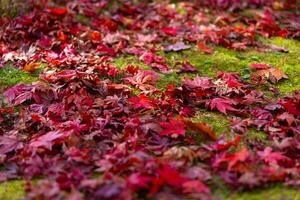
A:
[0, 65, 39, 92]
[0, 37, 299, 199]
[0, 180, 25, 200]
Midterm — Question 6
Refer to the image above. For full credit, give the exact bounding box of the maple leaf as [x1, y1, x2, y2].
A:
[183, 76, 213, 90]
[257, 147, 292, 165]
[251, 67, 288, 84]
[238, 172, 261, 188]
[157, 164, 186, 187]
[163, 146, 196, 161]
[0, 136, 23, 155]
[208, 98, 237, 114]
[3, 84, 32, 103]
[165, 42, 191, 52]
[24, 62, 41, 73]
[90, 31, 102, 42]
[160, 118, 185, 137]
[249, 63, 271, 69]
[96, 44, 115, 56]
[183, 180, 210, 194]
[184, 119, 217, 140]
[279, 98, 300, 116]
[220, 148, 250, 171]
[214, 135, 242, 151]
[13, 91, 33, 105]
[46, 7, 68, 15]
[124, 70, 159, 86]
[177, 61, 198, 74]
[127, 173, 152, 190]
[269, 44, 289, 53]
[162, 26, 178, 36]
[29, 130, 71, 150]
[217, 72, 243, 88]
[150, 63, 171, 74]
[128, 95, 156, 109]
[197, 41, 214, 54]
[277, 112, 297, 126]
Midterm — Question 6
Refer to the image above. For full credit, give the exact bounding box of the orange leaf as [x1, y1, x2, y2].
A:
[184, 119, 217, 140]
[23, 62, 41, 73]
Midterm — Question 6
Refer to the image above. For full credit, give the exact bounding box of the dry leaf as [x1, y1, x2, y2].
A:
[163, 146, 196, 161]
[252, 67, 288, 84]
[24, 62, 41, 73]
[184, 119, 217, 140]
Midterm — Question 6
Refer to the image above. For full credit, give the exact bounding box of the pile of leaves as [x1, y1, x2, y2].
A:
[0, 0, 299, 199]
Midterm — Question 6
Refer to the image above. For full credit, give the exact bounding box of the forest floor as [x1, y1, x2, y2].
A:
[1, 36, 299, 200]
[0, 1, 300, 199]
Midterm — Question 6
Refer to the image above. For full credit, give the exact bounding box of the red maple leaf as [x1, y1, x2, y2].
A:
[127, 173, 152, 190]
[222, 148, 250, 171]
[208, 98, 237, 114]
[183, 180, 210, 194]
[257, 147, 292, 165]
[0, 136, 23, 155]
[46, 7, 68, 15]
[183, 76, 213, 90]
[228, 148, 250, 170]
[197, 41, 214, 54]
[160, 118, 185, 137]
[158, 164, 186, 187]
[29, 130, 71, 150]
[162, 27, 178, 36]
[249, 63, 271, 69]
[128, 95, 156, 109]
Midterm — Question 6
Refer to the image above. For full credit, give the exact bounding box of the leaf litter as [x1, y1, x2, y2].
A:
[0, 0, 299, 199]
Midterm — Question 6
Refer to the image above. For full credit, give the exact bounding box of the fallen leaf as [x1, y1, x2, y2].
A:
[184, 119, 217, 140]
[208, 98, 238, 114]
[249, 63, 271, 69]
[46, 7, 68, 15]
[128, 95, 156, 109]
[24, 62, 41, 73]
[165, 42, 191, 52]
[0, 136, 23, 155]
[252, 67, 288, 83]
[160, 118, 185, 137]
[197, 41, 214, 54]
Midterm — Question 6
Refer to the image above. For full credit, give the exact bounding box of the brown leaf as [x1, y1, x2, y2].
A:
[24, 62, 41, 73]
[252, 67, 288, 84]
[184, 119, 217, 140]
[163, 146, 196, 161]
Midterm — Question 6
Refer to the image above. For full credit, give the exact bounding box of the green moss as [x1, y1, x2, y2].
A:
[0, 65, 39, 92]
[221, 184, 300, 200]
[246, 129, 267, 141]
[212, 176, 299, 200]
[192, 111, 230, 137]
[0, 0, 20, 17]
[114, 55, 150, 70]
[0, 180, 25, 200]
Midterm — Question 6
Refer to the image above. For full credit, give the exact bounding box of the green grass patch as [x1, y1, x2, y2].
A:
[0, 65, 39, 92]
[192, 110, 230, 137]
[0, 180, 25, 200]
[220, 184, 300, 200]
